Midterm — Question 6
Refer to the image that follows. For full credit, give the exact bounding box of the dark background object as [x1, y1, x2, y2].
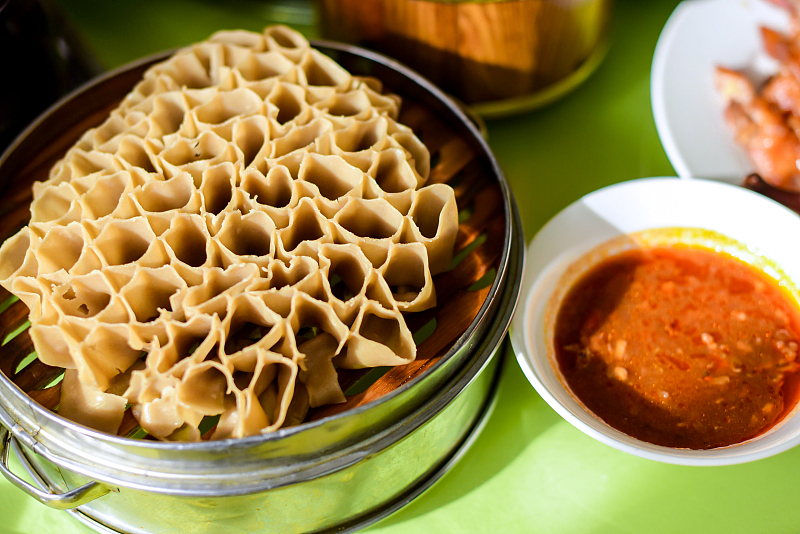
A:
[0, 0, 102, 152]
[743, 173, 800, 215]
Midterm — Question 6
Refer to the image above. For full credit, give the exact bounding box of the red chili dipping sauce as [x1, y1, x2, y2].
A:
[554, 246, 800, 449]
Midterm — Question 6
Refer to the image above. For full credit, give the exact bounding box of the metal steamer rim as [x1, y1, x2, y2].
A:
[0, 36, 524, 524]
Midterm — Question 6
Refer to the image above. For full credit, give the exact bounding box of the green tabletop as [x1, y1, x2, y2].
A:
[4, 0, 798, 533]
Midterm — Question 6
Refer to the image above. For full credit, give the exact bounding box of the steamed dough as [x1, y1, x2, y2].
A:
[0, 26, 457, 440]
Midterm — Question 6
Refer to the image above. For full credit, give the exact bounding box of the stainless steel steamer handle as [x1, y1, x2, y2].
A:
[0, 425, 110, 509]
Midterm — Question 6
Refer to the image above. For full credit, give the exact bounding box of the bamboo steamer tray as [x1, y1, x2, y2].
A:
[0, 41, 524, 533]
[318, 0, 612, 117]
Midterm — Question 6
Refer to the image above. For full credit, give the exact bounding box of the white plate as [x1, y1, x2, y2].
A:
[509, 177, 800, 465]
[651, 0, 788, 182]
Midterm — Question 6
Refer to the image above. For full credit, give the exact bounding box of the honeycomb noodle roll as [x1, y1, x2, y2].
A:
[0, 25, 458, 440]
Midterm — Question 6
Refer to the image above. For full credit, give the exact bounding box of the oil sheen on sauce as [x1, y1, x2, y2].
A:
[554, 246, 800, 449]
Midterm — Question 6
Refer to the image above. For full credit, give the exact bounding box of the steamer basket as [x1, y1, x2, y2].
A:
[0, 41, 523, 533]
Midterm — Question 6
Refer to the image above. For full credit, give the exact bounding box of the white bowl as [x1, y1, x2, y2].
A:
[509, 177, 800, 465]
[651, 0, 788, 182]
